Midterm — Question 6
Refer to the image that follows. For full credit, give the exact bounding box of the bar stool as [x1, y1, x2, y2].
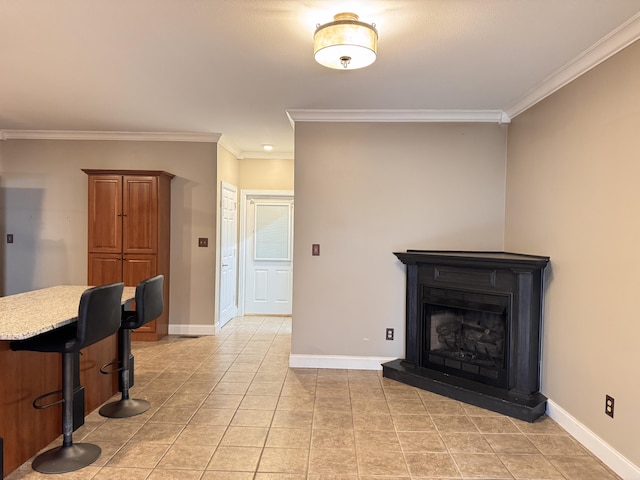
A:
[99, 275, 164, 418]
[10, 282, 124, 474]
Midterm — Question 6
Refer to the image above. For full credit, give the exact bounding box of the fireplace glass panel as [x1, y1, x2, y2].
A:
[422, 289, 509, 388]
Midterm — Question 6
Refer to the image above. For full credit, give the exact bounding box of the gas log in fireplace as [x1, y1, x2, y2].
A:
[382, 250, 550, 422]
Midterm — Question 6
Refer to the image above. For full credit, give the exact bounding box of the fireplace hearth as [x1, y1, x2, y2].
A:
[383, 250, 550, 422]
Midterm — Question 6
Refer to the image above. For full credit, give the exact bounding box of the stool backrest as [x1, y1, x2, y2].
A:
[76, 282, 125, 348]
[132, 275, 164, 328]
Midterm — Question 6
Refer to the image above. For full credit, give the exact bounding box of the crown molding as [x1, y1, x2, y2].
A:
[217, 136, 242, 158]
[286, 109, 510, 124]
[506, 12, 640, 118]
[0, 130, 221, 142]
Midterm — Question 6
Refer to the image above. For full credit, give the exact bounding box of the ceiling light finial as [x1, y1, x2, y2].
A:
[314, 12, 378, 70]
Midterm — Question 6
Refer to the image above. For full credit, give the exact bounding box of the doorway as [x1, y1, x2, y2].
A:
[218, 182, 238, 327]
[239, 190, 294, 315]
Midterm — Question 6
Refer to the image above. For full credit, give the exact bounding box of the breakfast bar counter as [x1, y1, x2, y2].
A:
[0, 285, 135, 477]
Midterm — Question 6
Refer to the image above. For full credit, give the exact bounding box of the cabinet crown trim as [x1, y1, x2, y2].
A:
[82, 169, 175, 179]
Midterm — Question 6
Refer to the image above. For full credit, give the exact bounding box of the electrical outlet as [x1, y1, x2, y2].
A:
[386, 328, 394, 341]
[198, 237, 208, 247]
[605, 395, 614, 418]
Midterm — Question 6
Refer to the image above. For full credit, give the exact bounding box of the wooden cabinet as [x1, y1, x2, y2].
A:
[84, 170, 174, 340]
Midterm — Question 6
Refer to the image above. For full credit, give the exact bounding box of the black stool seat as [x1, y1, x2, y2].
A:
[99, 275, 164, 418]
[10, 282, 124, 474]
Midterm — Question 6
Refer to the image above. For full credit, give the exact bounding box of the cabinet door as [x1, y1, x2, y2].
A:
[88, 176, 123, 253]
[123, 254, 158, 333]
[123, 176, 158, 254]
[88, 253, 122, 286]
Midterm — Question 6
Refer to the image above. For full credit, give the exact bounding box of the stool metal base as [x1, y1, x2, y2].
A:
[99, 398, 150, 418]
[32, 443, 101, 474]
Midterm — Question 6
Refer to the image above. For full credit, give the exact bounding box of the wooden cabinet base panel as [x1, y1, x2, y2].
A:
[132, 331, 166, 342]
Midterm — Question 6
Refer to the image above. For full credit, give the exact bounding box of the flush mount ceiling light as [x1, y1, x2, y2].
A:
[314, 12, 378, 70]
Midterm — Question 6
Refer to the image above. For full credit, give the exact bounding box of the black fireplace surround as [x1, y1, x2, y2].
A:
[382, 250, 550, 422]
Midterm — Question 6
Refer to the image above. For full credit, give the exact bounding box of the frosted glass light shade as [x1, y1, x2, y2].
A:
[314, 12, 378, 70]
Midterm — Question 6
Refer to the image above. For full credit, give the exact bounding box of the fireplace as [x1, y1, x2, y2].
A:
[382, 250, 550, 422]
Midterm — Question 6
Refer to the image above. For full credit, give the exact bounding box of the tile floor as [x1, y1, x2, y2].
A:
[7, 316, 621, 480]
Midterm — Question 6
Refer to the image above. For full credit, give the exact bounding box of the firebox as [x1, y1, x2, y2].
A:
[382, 250, 550, 422]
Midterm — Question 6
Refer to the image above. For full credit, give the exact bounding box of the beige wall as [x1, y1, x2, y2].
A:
[0, 139, 218, 328]
[505, 41, 640, 465]
[292, 122, 507, 358]
[239, 157, 294, 191]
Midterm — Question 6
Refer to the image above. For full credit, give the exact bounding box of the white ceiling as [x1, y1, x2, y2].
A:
[1, 1, 640, 158]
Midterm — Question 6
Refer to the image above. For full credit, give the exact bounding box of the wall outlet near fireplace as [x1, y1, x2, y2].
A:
[605, 395, 615, 418]
[386, 328, 394, 341]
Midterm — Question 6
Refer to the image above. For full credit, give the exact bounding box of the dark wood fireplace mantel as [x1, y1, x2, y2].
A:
[383, 250, 550, 422]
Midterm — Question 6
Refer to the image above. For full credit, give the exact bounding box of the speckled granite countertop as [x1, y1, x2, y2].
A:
[0, 285, 136, 340]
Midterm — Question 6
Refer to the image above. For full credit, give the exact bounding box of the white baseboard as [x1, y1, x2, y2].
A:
[168, 324, 216, 336]
[546, 400, 640, 479]
[289, 354, 397, 370]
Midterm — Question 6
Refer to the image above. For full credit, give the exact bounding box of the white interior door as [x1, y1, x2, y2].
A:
[244, 195, 293, 315]
[219, 182, 237, 327]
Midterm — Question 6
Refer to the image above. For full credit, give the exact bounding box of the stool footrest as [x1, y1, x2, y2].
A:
[33, 390, 64, 410]
[99, 360, 123, 375]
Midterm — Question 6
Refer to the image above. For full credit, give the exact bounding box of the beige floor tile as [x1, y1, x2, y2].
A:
[354, 429, 402, 452]
[247, 382, 284, 395]
[271, 410, 314, 428]
[231, 408, 274, 427]
[352, 412, 395, 431]
[527, 434, 589, 455]
[83, 422, 142, 443]
[148, 406, 195, 424]
[349, 398, 389, 414]
[311, 428, 355, 449]
[396, 431, 447, 453]
[201, 393, 244, 409]
[499, 454, 564, 479]
[255, 474, 306, 480]
[431, 415, 480, 433]
[92, 467, 151, 480]
[392, 414, 437, 432]
[239, 394, 279, 410]
[147, 469, 204, 479]
[512, 416, 564, 434]
[357, 450, 409, 476]
[422, 400, 467, 415]
[106, 442, 170, 468]
[387, 397, 427, 415]
[470, 416, 520, 433]
[206, 446, 262, 472]
[212, 382, 250, 395]
[258, 448, 309, 473]
[190, 408, 236, 426]
[265, 428, 311, 448]
[313, 411, 353, 429]
[156, 444, 216, 470]
[547, 455, 621, 479]
[174, 424, 226, 446]
[452, 453, 513, 479]
[220, 426, 269, 447]
[308, 448, 358, 475]
[484, 433, 539, 454]
[128, 422, 185, 444]
[404, 452, 461, 477]
[314, 396, 352, 412]
[201, 471, 254, 479]
[276, 395, 315, 412]
[440, 432, 494, 453]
